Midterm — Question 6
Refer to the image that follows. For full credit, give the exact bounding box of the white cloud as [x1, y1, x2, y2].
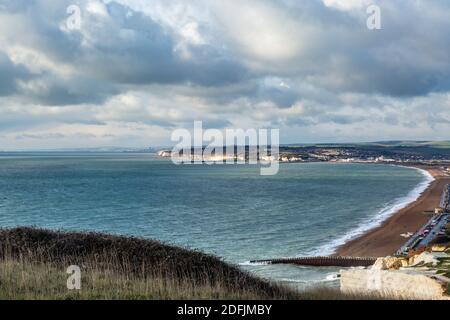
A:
[212, 0, 304, 63]
[86, 0, 109, 16]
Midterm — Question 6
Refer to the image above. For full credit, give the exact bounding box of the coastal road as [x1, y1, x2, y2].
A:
[417, 214, 449, 248]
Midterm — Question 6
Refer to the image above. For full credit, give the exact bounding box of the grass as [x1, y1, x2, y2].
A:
[0, 258, 280, 300]
[0, 227, 355, 300]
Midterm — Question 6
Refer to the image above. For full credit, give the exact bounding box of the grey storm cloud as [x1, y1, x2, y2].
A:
[0, 0, 249, 106]
[2, 0, 450, 104]
[73, 2, 247, 86]
[0, 52, 31, 96]
[271, 0, 450, 97]
[1, 0, 450, 147]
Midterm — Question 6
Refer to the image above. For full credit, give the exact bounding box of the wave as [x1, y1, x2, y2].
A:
[307, 166, 435, 256]
[239, 261, 271, 266]
[279, 273, 341, 284]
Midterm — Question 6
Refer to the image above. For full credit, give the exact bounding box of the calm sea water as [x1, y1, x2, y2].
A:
[0, 153, 432, 288]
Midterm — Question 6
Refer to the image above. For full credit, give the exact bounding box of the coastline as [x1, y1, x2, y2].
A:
[334, 165, 450, 257]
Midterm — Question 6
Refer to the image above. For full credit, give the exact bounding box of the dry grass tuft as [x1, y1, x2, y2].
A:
[0, 227, 303, 299]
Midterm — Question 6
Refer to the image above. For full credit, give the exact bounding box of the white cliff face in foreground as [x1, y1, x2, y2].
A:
[340, 248, 450, 300]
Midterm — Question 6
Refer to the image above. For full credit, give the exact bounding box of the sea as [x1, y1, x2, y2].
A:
[0, 152, 433, 289]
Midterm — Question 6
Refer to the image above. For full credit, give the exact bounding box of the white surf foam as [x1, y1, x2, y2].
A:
[279, 273, 340, 284]
[307, 166, 435, 256]
[239, 261, 270, 266]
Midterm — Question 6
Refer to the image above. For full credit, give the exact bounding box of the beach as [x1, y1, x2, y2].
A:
[335, 166, 450, 257]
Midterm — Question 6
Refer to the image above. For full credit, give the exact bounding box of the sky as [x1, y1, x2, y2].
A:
[1, 0, 450, 149]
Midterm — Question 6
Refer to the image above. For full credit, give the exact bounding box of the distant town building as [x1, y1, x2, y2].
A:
[157, 150, 172, 157]
[375, 156, 395, 162]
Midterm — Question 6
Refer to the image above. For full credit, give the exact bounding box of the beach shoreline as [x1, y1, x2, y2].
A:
[334, 164, 450, 257]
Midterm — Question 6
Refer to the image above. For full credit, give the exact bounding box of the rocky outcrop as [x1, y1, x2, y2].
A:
[340, 249, 450, 300]
[408, 251, 441, 266]
[340, 268, 449, 300]
[372, 256, 408, 270]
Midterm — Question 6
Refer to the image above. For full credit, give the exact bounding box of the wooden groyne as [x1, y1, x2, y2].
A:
[249, 256, 377, 267]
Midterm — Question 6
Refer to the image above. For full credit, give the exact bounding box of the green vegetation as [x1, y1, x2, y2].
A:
[435, 257, 450, 284]
[362, 141, 450, 148]
[0, 227, 353, 300]
[280, 140, 450, 162]
[284, 140, 450, 149]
